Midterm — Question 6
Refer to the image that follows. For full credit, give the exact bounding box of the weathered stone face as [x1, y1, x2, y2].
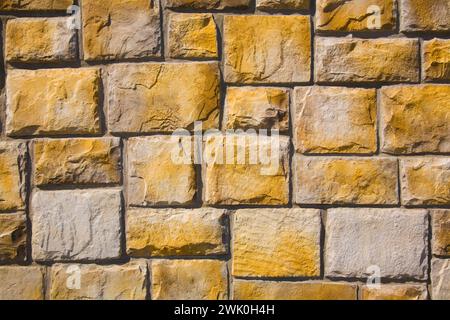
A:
[400, 0, 450, 32]
[6, 68, 101, 137]
[256, 0, 310, 10]
[380, 85, 450, 154]
[151, 260, 228, 300]
[423, 39, 450, 82]
[315, 37, 419, 83]
[293, 86, 377, 154]
[0, 213, 26, 263]
[432, 210, 450, 257]
[108, 62, 220, 133]
[126, 208, 227, 257]
[31, 190, 122, 261]
[325, 208, 429, 280]
[431, 258, 450, 299]
[165, 0, 251, 9]
[232, 209, 321, 278]
[360, 284, 428, 300]
[0, 0, 73, 11]
[34, 138, 121, 186]
[49, 262, 148, 300]
[82, 0, 161, 61]
[0, 266, 44, 300]
[224, 15, 311, 84]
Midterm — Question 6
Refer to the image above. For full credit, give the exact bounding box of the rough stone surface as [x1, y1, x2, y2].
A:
[82, 0, 161, 61]
[127, 136, 196, 207]
[31, 190, 122, 261]
[233, 280, 357, 300]
[108, 62, 220, 133]
[315, 37, 419, 83]
[151, 260, 228, 300]
[293, 86, 377, 154]
[400, 0, 450, 32]
[168, 13, 218, 59]
[294, 156, 398, 205]
[34, 138, 121, 186]
[432, 210, 450, 257]
[0, 213, 26, 263]
[165, 0, 251, 9]
[224, 87, 289, 132]
[380, 85, 450, 154]
[423, 39, 450, 82]
[431, 258, 450, 300]
[6, 68, 101, 137]
[325, 208, 429, 280]
[224, 15, 311, 84]
[360, 284, 428, 300]
[0, 0, 72, 11]
[49, 262, 148, 300]
[256, 0, 310, 10]
[0, 266, 44, 300]
[126, 208, 227, 257]
[232, 209, 321, 278]
[400, 158, 450, 206]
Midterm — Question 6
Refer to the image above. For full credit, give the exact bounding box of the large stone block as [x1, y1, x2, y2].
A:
[360, 284, 428, 300]
[423, 39, 450, 82]
[432, 210, 450, 257]
[400, 0, 450, 32]
[0, 0, 72, 11]
[431, 258, 450, 300]
[0, 266, 44, 300]
[165, 0, 250, 9]
[0, 213, 26, 263]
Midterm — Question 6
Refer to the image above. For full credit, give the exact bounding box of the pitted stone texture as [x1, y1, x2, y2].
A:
[316, 0, 396, 32]
[0, 213, 26, 263]
[0, 0, 72, 11]
[424, 39, 450, 82]
[293, 86, 377, 154]
[126, 208, 227, 257]
[151, 259, 228, 300]
[232, 209, 321, 278]
[361, 284, 428, 300]
[108, 62, 220, 133]
[400, 0, 450, 32]
[294, 156, 398, 205]
[0, 141, 27, 212]
[380, 85, 450, 154]
[34, 138, 121, 186]
[224, 15, 311, 84]
[0, 266, 44, 300]
[400, 158, 450, 206]
[50, 262, 148, 300]
[233, 280, 357, 300]
[431, 258, 450, 300]
[315, 37, 419, 83]
[256, 0, 310, 10]
[224, 87, 289, 132]
[5, 17, 77, 63]
[165, 0, 251, 9]
[325, 208, 429, 280]
[31, 190, 122, 261]
[82, 0, 161, 61]
[432, 210, 450, 257]
[203, 134, 290, 206]
[6, 68, 101, 137]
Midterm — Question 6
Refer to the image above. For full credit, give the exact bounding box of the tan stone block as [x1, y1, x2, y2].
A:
[6, 68, 101, 137]
[400, 0, 450, 32]
[256, 0, 310, 10]
[0, 0, 72, 11]
[293, 86, 377, 154]
[361, 284, 428, 300]
[380, 85, 450, 154]
[224, 15, 311, 84]
[232, 209, 321, 278]
[108, 62, 220, 133]
[0, 266, 44, 300]
[432, 210, 450, 257]
[126, 208, 227, 257]
[431, 258, 450, 299]
[423, 39, 450, 82]
[151, 260, 228, 300]
[165, 0, 251, 9]
[0, 213, 26, 263]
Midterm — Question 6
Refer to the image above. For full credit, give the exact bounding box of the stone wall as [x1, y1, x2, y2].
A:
[0, 0, 449, 300]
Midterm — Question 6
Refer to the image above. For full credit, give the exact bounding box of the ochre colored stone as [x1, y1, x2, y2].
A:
[224, 15, 311, 84]
[168, 13, 218, 59]
[0, 0, 72, 11]
[431, 258, 450, 299]
[49, 262, 148, 300]
[82, 0, 160, 61]
[294, 156, 399, 205]
[34, 138, 121, 186]
[315, 37, 419, 83]
[400, 158, 450, 206]
[126, 208, 227, 257]
[6, 68, 101, 137]
[0, 142, 27, 211]
[232, 209, 321, 278]
[224, 87, 289, 131]
[293, 86, 377, 154]
[256, 0, 310, 10]
[233, 280, 357, 300]
[316, 0, 396, 32]
[0, 266, 44, 300]
[5, 17, 77, 63]
[151, 260, 228, 300]
[400, 0, 450, 32]
[108, 62, 220, 133]
[165, 0, 250, 9]
[423, 39, 450, 82]
[0, 213, 26, 263]
[432, 210, 450, 257]
[361, 284, 428, 300]
[380, 85, 450, 154]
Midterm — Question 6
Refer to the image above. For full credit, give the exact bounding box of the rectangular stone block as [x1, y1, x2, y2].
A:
[31, 190, 122, 261]
[108, 62, 220, 133]
[315, 37, 419, 83]
[126, 208, 227, 257]
[325, 208, 429, 280]
[432, 210, 450, 257]
[431, 258, 450, 300]
[256, 0, 310, 11]
[360, 284, 428, 300]
[6, 68, 101, 137]
[165, 0, 250, 9]
[423, 39, 450, 82]
[33, 138, 121, 186]
[400, 0, 450, 32]
[224, 15, 311, 84]
[0, 0, 72, 11]
[151, 260, 228, 300]
[0, 266, 44, 300]
[232, 209, 321, 278]
[0, 213, 26, 263]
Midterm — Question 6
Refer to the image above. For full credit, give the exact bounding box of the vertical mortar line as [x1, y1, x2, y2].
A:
[227, 209, 235, 300]
[427, 211, 432, 300]
[320, 209, 326, 280]
[77, 0, 84, 62]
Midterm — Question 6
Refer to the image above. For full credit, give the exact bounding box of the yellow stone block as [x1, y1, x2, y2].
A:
[400, 0, 450, 32]
[423, 39, 450, 82]
[257, 0, 310, 10]
[165, 0, 250, 9]
[0, 266, 44, 300]
[0, 0, 72, 11]
[361, 284, 428, 300]
[432, 210, 450, 257]
[0, 213, 26, 262]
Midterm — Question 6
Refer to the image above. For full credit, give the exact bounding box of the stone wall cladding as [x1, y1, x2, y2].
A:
[0, 0, 448, 301]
